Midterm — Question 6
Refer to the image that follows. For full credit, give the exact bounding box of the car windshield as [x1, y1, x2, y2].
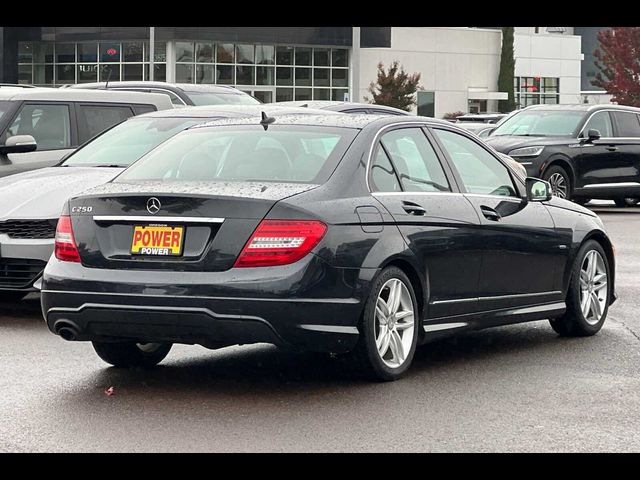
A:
[491, 110, 584, 137]
[186, 92, 260, 106]
[117, 125, 357, 184]
[62, 117, 206, 167]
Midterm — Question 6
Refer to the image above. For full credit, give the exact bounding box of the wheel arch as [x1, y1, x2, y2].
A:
[580, 230, 616, 303]
[378, 256, 428, 331]
[542, 156, 577, 188]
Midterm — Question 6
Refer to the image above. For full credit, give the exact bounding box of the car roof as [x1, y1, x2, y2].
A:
[0, 87, 173, 108]
[69, 81, 249, 95]
[135, 104, 344, 119]
[193, 113, 454, 130]
[524, 103, 640, 113]
[273, 100, 410, 115]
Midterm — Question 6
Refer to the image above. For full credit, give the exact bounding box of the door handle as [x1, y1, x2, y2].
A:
[480, 205, 501, 221]
[402, 201, 426, 216]
[606, 146, 618, 152]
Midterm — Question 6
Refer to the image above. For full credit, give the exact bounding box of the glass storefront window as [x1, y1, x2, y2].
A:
[217, 44, 235, 63]
[332, 49, 348, 67]
[34, 43, 54, 63]
[314, 89, 330, 101]
[56, 44, 76, 64]
[18, 65, 32, 84]
[515, 76, 559, 107]
[34, 64, 53, 85]
[77, 64, 98, 83]
[197, 43, 215, 63]
[314, 68, 330, 87]
[295, 68, 311, 87]
[295, 88, 312, 101]
[216, 65, 234, 84]
[276, 67, 293, 86]
[145, 63, 167, 82]
[196, 65, 215, 84]
[176, 42, 194, 63]
[123, 42, 143, 62]
[236, 45, 255, 64]
[99, 64, 120, 82]
[276, 46, 293, 65]
[176, 64, 194, 83]
[256, 46, 275, 65]
[100, 43, 121, 63]
[123, 63, 143, 81]
[236, 66, 255, 85]
[18, 42, 33, 63]
[332, 89, 348, 101]
[78, 43, 98, 63]
[56, 64, 75, 84]
[295, 48, 312, 66]
[314, 48, 330, 67]
[145, 42, 167, 63]
[276, 88, 294, 102]
[332, 69, 348, 88]
[256, 66, 275, 86]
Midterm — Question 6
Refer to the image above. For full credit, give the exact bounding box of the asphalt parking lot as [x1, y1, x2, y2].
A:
[1, 201, 639, 452]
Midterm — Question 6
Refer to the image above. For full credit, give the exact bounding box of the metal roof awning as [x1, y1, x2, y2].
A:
[468, 89, 508, 101]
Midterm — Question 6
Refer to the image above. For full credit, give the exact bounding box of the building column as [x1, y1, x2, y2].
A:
[350, 27, 360, 102]
[165, 40, 176, 83]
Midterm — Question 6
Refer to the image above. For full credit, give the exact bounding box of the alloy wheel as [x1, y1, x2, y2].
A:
[548, 173, 568, 199]
[579, 250, 608, 325]
[374, 279, 415, 368]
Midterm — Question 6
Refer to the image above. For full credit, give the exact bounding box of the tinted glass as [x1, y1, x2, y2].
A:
[118, 126, 357, 184]
[370, 146, 400, 192]
[77, 105, 134, 142]
[492, 110, 583, 137]
[63, 117, 204, 167]
[583, 111, 613, 137]
[0, 101, 14, 124]
[435, 129, 517, 197]
[6, 104, 71, 150]
[612, 111, 640, 137]
[381, 128, 450, 192]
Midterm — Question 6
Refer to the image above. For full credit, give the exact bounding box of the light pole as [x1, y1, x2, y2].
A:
[149, 27, 155, 81]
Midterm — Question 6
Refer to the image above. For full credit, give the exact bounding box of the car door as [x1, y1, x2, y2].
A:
[369, 126, 483, 318]
[431, 127, 563, 312]
[1, 102, 76, 177]
[573, 110, 625, 189]
[607, 111, 640, 187]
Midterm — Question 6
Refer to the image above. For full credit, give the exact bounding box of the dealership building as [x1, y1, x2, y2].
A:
[0, 26, 607, 118]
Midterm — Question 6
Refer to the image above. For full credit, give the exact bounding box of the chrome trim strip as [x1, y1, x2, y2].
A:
[479, 291, 562, 302]
[464, 193, 524, 201]
[494, 302, 566, 317]
[41, 289, 361, 304]
[582, 182, 640, 189]
[431, 297, 476, 305]
[93, 216, 225, 224]
[372, 191, 463, 197]
[298, 325, 360, 334]
[423, 322, 468, 333]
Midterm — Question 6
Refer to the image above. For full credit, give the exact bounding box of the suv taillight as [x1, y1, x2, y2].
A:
[234, 220, 327, 268]
[54, 215, 81, 263]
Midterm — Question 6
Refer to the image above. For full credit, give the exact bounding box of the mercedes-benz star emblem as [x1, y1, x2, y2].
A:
[146, 197, 161, 215]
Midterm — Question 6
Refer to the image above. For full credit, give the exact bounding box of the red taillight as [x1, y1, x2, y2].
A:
[54, 215, 81, 263]
[234, 220, 327, 268]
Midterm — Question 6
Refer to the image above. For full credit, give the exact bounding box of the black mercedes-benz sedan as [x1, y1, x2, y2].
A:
[41, 114, 616, 381]
[485, 104, 640, 206]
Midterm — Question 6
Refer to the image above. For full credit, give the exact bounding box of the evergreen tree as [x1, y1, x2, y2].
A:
[498, 27, 516, 113]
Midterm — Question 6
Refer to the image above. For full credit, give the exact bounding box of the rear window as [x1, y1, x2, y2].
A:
[186, 92, 261, 106]
[63, 117, 205, 167]
[117, 125, 357, 184]
[612, 111, 640, 137]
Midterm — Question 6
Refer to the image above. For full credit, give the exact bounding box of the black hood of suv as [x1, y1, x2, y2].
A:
[485, 135, 575, 154]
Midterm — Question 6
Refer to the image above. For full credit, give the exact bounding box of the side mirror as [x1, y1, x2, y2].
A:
[0, 135, 37, 154]
[526, 177, 553, 202]
[582, 129, 601, 144]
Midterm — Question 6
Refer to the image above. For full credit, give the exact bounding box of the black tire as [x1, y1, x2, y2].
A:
[543, 165, 572, 200]
[574, 198, 591, 206]
[0, 291, 28, 303]
[550, 240, 610, 337]
[613, 198, 628, 208]
[348, 266, 420, 382]
[92, 341, 172, 368]
[624, 198, 639, 207]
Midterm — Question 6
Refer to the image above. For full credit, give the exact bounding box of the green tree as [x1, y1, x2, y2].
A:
[365, 61, 421, 112]
[497, 27, 516, 113]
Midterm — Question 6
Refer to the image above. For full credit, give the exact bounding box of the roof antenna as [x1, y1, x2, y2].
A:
[260, 111, 276, 131]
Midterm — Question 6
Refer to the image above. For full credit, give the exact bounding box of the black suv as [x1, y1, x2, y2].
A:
[485, 104, 640, 206]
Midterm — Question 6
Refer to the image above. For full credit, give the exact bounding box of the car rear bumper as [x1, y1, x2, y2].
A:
[0, 236, 52, 292]
[41, 255, 377, 353]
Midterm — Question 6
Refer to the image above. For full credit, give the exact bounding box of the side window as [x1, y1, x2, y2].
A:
[133, 105, 157, 115]
[370, 146, 401, 192]
[6, 103, 71, 150]
[583, 111, 613, 137]
[77, 104, 134, 142]
[612, 111, 640, 137]
[434, 129, 517, 197]
[381, 128, 450, 192]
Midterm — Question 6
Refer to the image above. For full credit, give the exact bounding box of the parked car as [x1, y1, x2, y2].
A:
[454, 113, 508, 135]
[0, 88, 172, 178]
[0, 105, 338, 302]
[41, 114, 615, 381]
[274, 100, 410, 115]
[485, 104, 640, 206]
[68, 82, 260, 107]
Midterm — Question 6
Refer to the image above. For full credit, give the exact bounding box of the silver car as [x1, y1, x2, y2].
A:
[0, 104, 340, 301]
[0, 88, 173, 178]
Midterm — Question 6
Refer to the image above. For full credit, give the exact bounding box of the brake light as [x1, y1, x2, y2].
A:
[234, 220, 327, 268]
[54, 215, 81, 263]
